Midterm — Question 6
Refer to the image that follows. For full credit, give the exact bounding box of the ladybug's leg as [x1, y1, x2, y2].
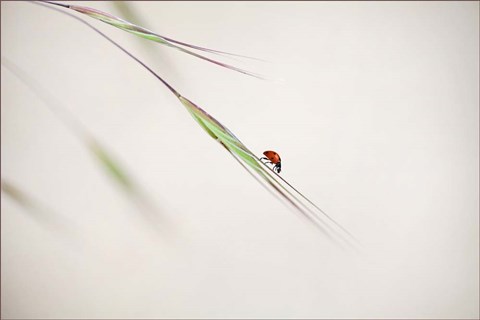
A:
[260, 157, 272, 165]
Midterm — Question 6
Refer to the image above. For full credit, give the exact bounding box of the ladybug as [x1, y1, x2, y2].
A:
[260, 150, 282, 173]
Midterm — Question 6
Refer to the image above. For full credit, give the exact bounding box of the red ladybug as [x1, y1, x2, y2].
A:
[260, 150, 282, 173]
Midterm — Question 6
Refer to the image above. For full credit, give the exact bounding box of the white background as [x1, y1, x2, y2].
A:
[2, 1, 479, 318]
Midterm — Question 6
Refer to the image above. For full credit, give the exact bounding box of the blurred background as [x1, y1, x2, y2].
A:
[1, 1, 479, 318]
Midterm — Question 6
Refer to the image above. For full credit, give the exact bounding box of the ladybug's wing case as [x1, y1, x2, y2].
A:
[263, 150, 281, 164]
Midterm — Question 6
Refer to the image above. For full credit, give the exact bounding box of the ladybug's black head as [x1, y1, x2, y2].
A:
[274, 162, 282, 173]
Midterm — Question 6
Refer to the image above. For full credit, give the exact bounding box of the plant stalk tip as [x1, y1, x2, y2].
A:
[41, 1, 70, 9]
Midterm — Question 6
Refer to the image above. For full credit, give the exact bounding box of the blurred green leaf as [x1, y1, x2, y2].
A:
[1, 181, 32, 208]
[88, 141, 134, 191]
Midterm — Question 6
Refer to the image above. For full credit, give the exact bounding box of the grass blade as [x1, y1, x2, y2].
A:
[43, 1, 264, 79]
[37, 3, 358, 248]
[2, 57, 165, 230]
